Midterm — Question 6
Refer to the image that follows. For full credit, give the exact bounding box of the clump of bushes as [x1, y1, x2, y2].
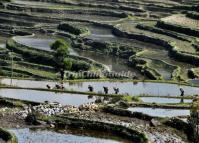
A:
[51, 39, 72, 80]
[51, 39, 95, 79]
[58, 23, 89, 35]
[71, 59, 91, 71]
[83, 40, 141, 59]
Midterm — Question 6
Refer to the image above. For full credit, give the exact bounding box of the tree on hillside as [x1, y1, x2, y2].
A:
[51, 39, 72, 80]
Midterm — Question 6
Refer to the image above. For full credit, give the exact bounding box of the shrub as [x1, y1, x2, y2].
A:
[71, 60, 91, 71]
[58, 23, 88, 35]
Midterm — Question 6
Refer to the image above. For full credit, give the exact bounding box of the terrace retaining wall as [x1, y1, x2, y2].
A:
[112, 26, 199, 66]
[56, 116, 149, 143]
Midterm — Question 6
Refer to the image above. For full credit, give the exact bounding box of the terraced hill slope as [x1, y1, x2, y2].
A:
[0, 0, 198, 82]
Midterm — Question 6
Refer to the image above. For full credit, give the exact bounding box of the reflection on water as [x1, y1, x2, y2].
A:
[75, 49, 142, 76]
[14, 37, 78, 55]
[86, 25, 115, 41]
[188, 79, 199, 86]
[0, 88, 96, 106]
[0, 44, 6, 48]
[15, 35, 142, 75]
[0, 36, 8, 48]
[15, 37, 54, 51]
[128, 107, 190, 117]
[1, 78, 199, 96]
[140, 97, 192, 104]
[13, 24, 161, 78]
[85, 25, 164, 50]
[10, 128, 131, 143]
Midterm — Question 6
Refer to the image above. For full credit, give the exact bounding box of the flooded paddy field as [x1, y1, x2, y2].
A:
[188, 79, 199, 86]
[10, 127, 131, 143]
[0, 88, 98, 106]
[128, 107, 190, 117]
[0, 35, 8, 48]
[9, 20, 196, 80]
[0, 6, 195, 80]
[14, 36, 54, 52]
[13, 34, 143, 76]
[74, 49, 142, 75]
[140, 97, 192, 104]
[1, 78, 199, 96]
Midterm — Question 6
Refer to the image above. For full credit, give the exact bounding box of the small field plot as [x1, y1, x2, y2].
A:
[161, 14, 199, 30]
[141, 58, 176, 80]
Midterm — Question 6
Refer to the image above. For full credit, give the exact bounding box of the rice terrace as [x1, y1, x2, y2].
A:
[0, 0, 199, 142]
